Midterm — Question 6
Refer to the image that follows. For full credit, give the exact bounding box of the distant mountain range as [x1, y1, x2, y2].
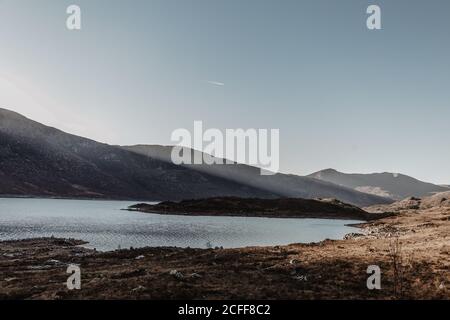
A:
[308, 168, 448, 200]
[0, 108, 391, 206]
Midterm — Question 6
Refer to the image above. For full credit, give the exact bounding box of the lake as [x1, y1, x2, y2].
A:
[0, 198, 363, 251]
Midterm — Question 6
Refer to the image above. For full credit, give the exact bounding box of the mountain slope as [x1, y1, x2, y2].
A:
[0, 108, 392, 206]
[122, 145, 392, 207]
[0, 108, 277, 200]
[308, 168, 447, 200]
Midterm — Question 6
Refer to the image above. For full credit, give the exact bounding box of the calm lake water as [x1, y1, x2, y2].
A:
[0, 198, 362, 251]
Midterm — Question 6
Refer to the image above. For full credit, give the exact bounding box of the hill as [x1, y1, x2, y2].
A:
[308, 168, 447, 200]
[0, 108, 275, 200]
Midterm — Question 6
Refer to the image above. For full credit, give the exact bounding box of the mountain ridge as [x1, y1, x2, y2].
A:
[0, 108, 278, 200]
[308, 168, 447, 200]
[0, 108, 391, 206]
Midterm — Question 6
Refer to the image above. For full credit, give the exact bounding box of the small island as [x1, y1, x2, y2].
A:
[128, 197, 390, 221]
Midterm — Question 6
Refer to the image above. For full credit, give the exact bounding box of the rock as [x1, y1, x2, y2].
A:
[46, 259, 66, 266]
[344, 233, 364, 240]
[169, 270, 184, 280]
[132, 285, 146, 292]
[292, 275, 308, 281]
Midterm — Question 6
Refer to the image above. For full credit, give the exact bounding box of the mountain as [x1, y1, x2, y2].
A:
[0, 108, 276, 200]
[122, 145, 392, 207]
[0, 108, 391, 206]
[308, 168, 448, 200]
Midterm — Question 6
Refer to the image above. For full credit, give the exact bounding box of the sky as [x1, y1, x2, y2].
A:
[0, 0, 449, 184]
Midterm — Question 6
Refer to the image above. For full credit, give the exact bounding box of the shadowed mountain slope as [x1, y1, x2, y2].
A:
[0, 108, 277, 200]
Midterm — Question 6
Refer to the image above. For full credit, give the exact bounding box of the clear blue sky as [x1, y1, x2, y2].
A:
[0, 0, 449, 184]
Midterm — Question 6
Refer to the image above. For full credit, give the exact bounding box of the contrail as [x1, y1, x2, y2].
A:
[206, 80, 225, 86]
